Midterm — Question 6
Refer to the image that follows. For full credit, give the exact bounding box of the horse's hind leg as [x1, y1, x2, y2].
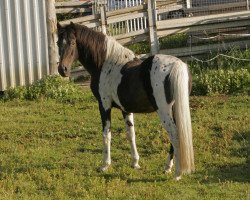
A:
[122, 112, 140, 169]
[157, 106, 181, 180]
[165, 144, 174, 173]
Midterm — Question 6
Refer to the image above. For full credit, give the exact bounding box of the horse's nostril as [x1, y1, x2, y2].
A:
[64, 67, 67, 72]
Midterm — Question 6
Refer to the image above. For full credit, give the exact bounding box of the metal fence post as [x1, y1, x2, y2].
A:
[147, 0, 159, 55]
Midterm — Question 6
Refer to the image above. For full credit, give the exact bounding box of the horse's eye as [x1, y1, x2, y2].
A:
[71, 42, 75, 46]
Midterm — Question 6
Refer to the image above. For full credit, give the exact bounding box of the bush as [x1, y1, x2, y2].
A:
[2, 76, 86, 103]
[128, 41, 150, 55]
[189, 47, 250, 74]
[192, 68, 250, 95]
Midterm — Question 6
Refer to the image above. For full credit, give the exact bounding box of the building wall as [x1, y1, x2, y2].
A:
[0, 0, 49, 91]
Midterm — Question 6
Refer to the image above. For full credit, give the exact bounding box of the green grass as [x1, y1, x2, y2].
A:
[0, 89, 249, 199]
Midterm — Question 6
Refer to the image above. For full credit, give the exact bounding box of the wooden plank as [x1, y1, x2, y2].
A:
[80, 21, 100, 28]
[159, 39, 250, 57]
[105, 0, 176, 18]
[55, 1, 93, 7]
[114, 28, 149, 40]
[60, 14, 100, 25]
[56, 7, 92, 14]
[100, 6, 107, 34]
[157, 0, 177, 7]
[148, 0, 159, 55]
[158, 4, 183, 15]
[106, 4, 146, 17]
[107, 12, 147, 24]
[157, 18, 250, 38]
[117, 34, 148, 45]
[157, 11, 250, 30]
[186, 2, 247, 14]
[46, 0, 58, 75]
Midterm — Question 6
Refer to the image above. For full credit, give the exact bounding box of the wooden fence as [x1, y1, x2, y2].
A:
[56, 0, 250, 59]
[57, 0, 250, 55]
[55, 0, 250, 79]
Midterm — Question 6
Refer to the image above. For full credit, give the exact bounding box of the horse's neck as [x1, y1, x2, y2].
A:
[77, 35, 136, 77]
[104, 37, 136, 66]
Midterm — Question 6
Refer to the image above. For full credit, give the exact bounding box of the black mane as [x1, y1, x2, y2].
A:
[74, 24, 107, 70]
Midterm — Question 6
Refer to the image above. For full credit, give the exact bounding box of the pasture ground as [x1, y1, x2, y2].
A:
[0, 89, 249, 199]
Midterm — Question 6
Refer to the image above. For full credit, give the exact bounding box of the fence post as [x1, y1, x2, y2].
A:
[147, 0, 159, 55]
[46, 0, 59, 75]
[186, 0, 192, 9]
[100, 5, 107, 34]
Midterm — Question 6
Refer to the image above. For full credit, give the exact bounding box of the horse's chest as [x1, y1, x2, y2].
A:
[99, 65, 124, 110]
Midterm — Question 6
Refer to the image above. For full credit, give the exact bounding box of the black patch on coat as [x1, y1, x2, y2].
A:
[117, 56, 157, 113]
[122, 112, 133, 127]
[126, 120, 133, 127]
[164, 74, 173, 104]
[169, 143, 174, 159]
[164, 66, 192, 104]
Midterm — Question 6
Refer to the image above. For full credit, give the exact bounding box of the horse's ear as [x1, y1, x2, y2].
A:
[70, 22, 76, 36]
[57, 22, 62, 30]
[70, 22, 75, 28]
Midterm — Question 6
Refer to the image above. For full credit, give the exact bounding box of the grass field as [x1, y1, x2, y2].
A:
[0, 89, 249, 199]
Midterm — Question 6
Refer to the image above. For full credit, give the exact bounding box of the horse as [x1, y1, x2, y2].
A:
[57, 22, 194, 180]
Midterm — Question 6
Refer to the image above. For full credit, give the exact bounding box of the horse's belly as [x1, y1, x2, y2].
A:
[117, 75, 156, 113]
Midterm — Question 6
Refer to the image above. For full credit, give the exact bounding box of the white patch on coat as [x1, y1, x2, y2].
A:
[63, 39, 67, 45]
[150, 55, 181, 115]
[99, 36, 136, 111]
[124, 113, 140, 168]
[102, 120, 111, 165]
[165, 154, 174, 173]
[150, 54, 187, 177]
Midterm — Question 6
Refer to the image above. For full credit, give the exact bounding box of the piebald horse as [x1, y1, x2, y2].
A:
[57, 22, 194, 180]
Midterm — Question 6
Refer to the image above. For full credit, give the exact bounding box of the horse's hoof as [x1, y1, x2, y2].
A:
[164, 168, 172, 174]
[99, 164, 110, 172]
[175, 176, 182, 181]
[132, 164, 141, 169]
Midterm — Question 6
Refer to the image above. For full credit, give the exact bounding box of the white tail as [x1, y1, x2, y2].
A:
[170, 63, 195, 174]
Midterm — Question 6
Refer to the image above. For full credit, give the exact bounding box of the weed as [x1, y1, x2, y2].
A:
[2, 75, 86, 103]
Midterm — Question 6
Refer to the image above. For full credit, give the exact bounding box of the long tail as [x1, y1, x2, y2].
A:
[170, 63, 195, 174]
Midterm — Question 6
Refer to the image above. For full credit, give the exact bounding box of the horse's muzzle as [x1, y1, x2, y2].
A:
[58, 65, 68, 77]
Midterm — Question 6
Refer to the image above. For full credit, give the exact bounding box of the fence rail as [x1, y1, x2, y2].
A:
[56, 0, 250, 57]
[55, 1, 93, 14]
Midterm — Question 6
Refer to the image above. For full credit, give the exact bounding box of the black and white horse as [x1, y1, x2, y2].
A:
[57, 22, 194, 180]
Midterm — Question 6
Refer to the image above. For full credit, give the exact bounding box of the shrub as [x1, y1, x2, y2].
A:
[192, 68, 250, 95]
[2, 76, 86, 103]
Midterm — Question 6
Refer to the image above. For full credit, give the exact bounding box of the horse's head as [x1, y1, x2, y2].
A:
[57, 22, 78, 77]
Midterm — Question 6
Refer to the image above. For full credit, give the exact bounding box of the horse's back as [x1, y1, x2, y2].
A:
[99, 54, 188, 113]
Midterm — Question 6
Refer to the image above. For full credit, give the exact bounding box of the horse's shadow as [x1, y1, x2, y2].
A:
[78, 147, 102, 154]
[99, 172, 169, 184]
[201, 130, 249, 183]
[79, 131, 249, 183]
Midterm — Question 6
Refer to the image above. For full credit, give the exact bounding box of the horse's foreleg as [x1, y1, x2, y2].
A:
[122, 112, 140, 169]
[99, 105, 112, 172]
